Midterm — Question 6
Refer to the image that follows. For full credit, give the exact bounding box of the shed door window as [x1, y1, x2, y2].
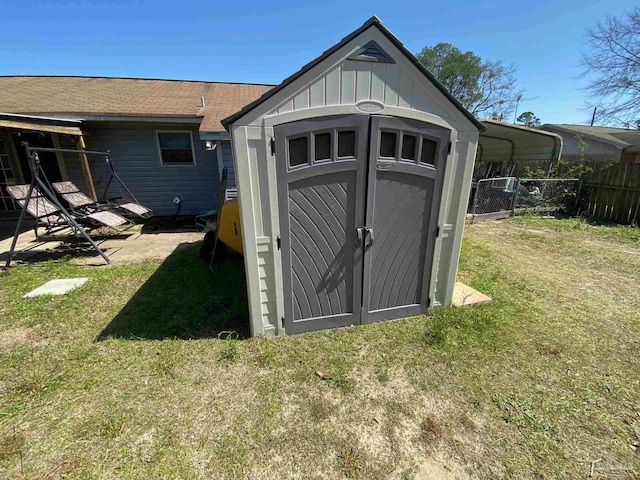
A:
[420, 138, 437, 167]
[157, 132, 195, 165]
[380, 132, 397, 158]
[401, 135, 417, 161]
[289, 137, 309, 167]
[337, 131, 356, 158]
[314, 133, 331, 161]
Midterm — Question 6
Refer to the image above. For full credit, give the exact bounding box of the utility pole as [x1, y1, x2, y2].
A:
[590, 107, 597, 126]
[513, 94, 523, 124]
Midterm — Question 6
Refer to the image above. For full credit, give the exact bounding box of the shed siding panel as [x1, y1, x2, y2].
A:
[67, 123, 219, 216]
[293, 90, 310, 110]
[325, 67, 341, 105]
[370, 63, 386, 103]
[384, 63, 400, 107]
[309, 78, 325, 108]
[340, 61, 357, 104]
[248, 139, 265, 237]
[398, 70, 413, 109]
[355, 62, 371, 102]
[278, 99, 294, 114]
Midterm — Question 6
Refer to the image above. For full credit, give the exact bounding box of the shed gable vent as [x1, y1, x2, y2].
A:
[348, 41, 395, 64]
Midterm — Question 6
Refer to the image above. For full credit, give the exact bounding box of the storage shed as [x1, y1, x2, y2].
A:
[223, 17, 484, 336]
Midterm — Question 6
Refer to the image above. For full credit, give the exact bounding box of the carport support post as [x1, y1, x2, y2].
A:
[76, 135, 97, 201]
[510, 178, 521, 217]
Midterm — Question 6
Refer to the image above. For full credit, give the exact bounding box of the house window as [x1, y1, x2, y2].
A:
[156, 132, 195, 165]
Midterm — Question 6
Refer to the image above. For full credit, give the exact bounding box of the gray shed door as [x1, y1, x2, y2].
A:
[276, 115, 449, 334]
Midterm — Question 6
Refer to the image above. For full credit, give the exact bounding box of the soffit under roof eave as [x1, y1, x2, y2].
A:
[0, 119, 82, 136]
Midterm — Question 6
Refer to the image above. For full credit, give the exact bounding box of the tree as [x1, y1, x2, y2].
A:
[582, 8, 640, 126]
[416, 43, 522, 119]
[516, 111, 541, 128]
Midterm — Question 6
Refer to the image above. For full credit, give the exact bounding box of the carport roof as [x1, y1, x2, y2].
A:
[479, 119, 563, 163]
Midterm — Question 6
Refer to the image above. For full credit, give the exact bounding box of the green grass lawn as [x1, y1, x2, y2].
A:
[0, 218, 638, 479]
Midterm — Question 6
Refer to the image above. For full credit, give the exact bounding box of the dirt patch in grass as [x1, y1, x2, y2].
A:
[0, 327, 29, 350]
[0, 326, 48, 350]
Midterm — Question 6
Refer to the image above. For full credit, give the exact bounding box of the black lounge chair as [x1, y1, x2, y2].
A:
[6, 184, 129, 232]
[52, 181, 153, 219]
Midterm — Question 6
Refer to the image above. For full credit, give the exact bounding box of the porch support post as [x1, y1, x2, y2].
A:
[76, 135, 97, 201]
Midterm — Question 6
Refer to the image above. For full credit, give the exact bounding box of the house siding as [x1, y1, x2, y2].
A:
[221, 140, 235, 189]
[62, 122, 220, 216]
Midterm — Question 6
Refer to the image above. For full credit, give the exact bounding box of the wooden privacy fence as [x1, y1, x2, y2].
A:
[578, 163, 640, 225]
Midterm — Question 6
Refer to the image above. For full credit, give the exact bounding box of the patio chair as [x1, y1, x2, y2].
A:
[52, 181, 153, 219]
[6, 184, 129, 233]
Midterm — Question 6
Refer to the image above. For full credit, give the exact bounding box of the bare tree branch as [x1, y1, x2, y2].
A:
[582, 8, 640, 125]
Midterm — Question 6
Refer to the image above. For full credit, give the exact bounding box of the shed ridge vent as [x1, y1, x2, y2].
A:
[348, 41, 395, 64]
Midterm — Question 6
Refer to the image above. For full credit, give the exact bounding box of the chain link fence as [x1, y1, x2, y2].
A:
[470, 177, 580, 223]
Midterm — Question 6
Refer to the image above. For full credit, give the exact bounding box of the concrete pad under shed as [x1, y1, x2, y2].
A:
[24, 278, 88, 298]
[452, 282, 492, 307]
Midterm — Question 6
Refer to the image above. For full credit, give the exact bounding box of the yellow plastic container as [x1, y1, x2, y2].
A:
[217, 198, 243, 254]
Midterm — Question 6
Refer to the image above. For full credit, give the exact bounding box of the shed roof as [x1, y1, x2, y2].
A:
[0, 76, 273, 132]
[222, 16, 485, 132]
[541, 124, 640, 151]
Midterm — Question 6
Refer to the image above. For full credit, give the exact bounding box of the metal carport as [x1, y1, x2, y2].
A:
[475, 119, 563, 180]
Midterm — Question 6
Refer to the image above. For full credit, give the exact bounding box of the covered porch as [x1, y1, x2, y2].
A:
[0, 112, 96, 218]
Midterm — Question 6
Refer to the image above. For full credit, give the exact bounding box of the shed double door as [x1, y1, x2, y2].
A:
[276, 114, 449, 334]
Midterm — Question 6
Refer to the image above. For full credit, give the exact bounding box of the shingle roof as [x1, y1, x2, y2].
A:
[0, 76, 273, 132]
[541, 124, 640, 151]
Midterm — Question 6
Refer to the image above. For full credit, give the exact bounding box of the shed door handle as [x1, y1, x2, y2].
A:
[365, 227, 374, 247]
[356, 227, 365, 246]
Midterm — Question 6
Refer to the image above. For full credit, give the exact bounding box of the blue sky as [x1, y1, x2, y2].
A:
[0, 0, 636, 124]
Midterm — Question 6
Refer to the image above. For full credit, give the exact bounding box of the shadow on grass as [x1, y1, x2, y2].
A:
[96, 242, 250, 341]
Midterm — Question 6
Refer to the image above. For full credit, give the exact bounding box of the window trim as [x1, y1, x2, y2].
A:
[155, 130, 197, 166]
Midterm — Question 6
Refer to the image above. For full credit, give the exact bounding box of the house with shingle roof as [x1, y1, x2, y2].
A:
[0, 76, 272, 216]
[541, 124, 640, 164]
